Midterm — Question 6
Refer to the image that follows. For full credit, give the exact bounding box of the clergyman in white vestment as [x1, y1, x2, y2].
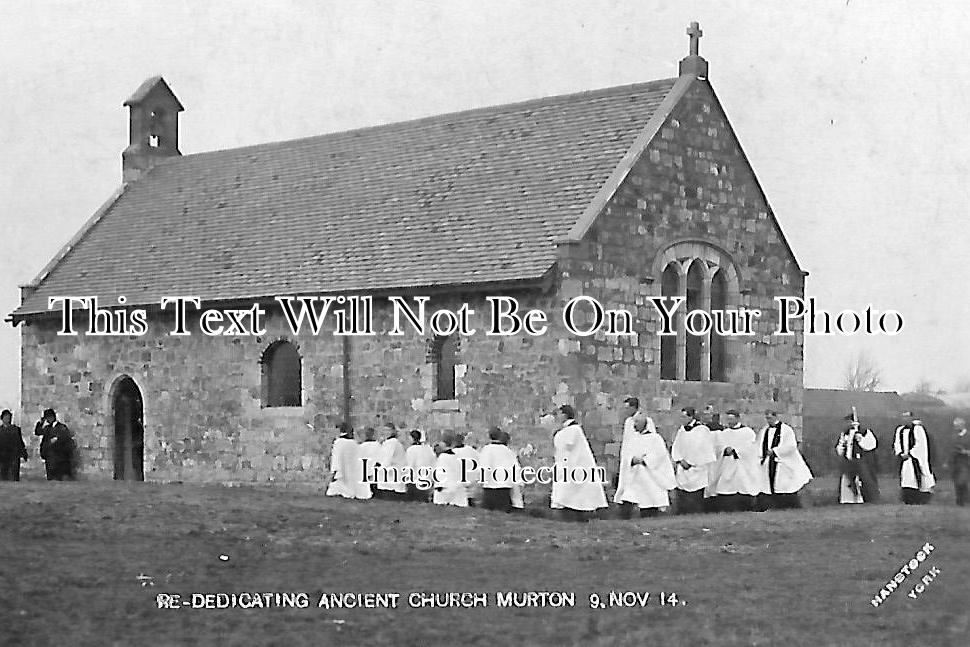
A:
[405, 429, 437, 503]
[756, 410, 812, 509]
[893, 412, 935, 505]
[708, 410, 760, 512]
[551, 405, 608, 521]
[376, 425, 408, 499]
[670, 407, 716, 515]
[326, 424, 372, 500]
[432, 434, 468, 507]
[357, 427, 383, 499]
[614, 412, 675, 518]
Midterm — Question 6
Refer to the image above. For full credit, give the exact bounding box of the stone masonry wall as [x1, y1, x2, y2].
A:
[550, 80, 806, 477]
[19, 292, 577, 483]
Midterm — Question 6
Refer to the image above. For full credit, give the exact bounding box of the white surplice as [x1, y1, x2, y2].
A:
[893, 423, 935, 491]
[376, 437, 407, 493]
[613, 428, 676, 508]
[756, 422, 812, 494]
[453, 445, 482, 501]
[326, 437, 372, 500]
[837, 428, 876, 504]
[670, 422, 716, 492]
[551, 420, 608, 511]
[477, 443, 520, 488]
[709, 425, 761, 496]
[432, 451, 468, 506]
[357, 440, 382, 481]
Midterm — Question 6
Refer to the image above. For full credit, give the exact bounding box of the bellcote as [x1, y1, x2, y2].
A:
[121, 76, 184, 183]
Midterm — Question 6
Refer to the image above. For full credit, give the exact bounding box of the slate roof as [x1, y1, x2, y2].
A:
[15, 78, 679, 317]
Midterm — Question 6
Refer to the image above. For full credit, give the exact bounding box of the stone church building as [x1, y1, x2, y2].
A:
[9, 26, 805, 483]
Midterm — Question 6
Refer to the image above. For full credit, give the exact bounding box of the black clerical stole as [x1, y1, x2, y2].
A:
[762, 422, 782, 493]
[901, 425, 925, 490]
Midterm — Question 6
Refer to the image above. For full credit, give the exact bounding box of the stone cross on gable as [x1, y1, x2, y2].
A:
[687, 21, 703, 56]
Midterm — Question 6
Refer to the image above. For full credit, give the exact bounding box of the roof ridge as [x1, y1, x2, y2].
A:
[170, 77, 678, 162]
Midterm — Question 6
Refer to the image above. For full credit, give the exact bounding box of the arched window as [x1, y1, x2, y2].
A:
[660, 263, 680, 380]
[261, 340, 302, 407]
[653, 240, 740, 383]
[710, 269, 728, 382]
[685, 260, 705, 381]
[431, 335, 457, 401]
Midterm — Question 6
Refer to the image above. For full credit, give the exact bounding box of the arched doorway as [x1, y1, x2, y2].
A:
[112, 376, 144, 481]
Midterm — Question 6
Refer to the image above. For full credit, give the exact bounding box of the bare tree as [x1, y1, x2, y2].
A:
[842, 351, 882, 391]
[912, 379, 936, 395]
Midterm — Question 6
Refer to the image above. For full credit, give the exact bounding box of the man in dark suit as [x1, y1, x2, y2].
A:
[0, 410, 28, 481]
[35, 408, 76, 480]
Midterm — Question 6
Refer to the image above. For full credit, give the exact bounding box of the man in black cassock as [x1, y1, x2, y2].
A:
[836, 414, 879, 504]
[0, 410, 28, 481]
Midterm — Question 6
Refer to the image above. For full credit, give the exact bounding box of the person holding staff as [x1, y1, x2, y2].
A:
[836, 410, 879, 504]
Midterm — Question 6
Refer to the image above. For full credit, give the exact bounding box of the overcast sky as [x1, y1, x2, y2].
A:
[1, 0, 969, 411]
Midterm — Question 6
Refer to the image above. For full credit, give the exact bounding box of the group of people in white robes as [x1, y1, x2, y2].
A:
[328, 400, 964, 518]
[326, 421, 527, 512]
[614, 399, 813, 517]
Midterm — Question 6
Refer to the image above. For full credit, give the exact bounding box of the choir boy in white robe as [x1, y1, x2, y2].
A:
[893, 411, 935, 505]
[836, 415, 880, 504]
[376, 424, 408, 500]
[432, 433, 468, 507]
[452, 433, 481, 507]
[756, 410, 812, 509]
[357, 427, 383, 498]
[551, 405, 608, 521]
[613, 412, 676, 518]
[671, 407, 716, 514]
[478, 427, 521, 512]
[709, 410, 760, 512]
[405, 429, 437, 503]
[326, 423, 372, 500]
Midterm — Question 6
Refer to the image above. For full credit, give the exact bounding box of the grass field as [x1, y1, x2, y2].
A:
[1, 472, 968, 647]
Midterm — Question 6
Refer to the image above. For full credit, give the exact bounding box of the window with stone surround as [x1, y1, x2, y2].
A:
[260, 339, 302, 407]
[654, 240, 740, 383]
[429, 334, 457, 401]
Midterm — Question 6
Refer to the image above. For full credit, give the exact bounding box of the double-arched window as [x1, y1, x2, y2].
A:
[655, 241, 739, 382]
